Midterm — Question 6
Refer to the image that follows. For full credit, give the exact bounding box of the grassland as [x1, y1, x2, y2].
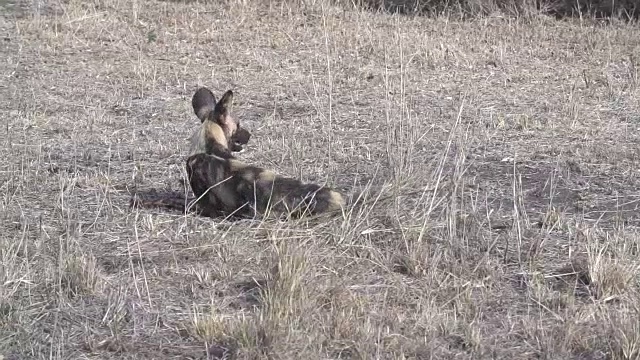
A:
[1, 0, 640, 359]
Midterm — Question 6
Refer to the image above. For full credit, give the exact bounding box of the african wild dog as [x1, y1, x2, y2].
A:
[129, 87, 251, 212]
[186, 89, 345, 219]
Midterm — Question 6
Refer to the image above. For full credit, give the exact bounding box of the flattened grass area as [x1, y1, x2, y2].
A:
[1, 0, 640, 358]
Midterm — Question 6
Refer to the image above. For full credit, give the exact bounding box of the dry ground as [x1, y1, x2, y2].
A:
[1, 0, 640, 359]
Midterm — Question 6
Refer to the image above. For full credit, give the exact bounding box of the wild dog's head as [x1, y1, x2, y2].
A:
[191, 87, 251, 153]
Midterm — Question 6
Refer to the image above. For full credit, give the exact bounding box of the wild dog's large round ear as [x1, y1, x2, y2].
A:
[192, 87, 217, 123]
[214, 90, 233, 118]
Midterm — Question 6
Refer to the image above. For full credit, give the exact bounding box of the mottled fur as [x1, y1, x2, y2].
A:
[186, 90, 345, 219]
[187, 153, 345, 218]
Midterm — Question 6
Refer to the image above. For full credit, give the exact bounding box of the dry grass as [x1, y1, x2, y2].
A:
[2, 0, 640, 358]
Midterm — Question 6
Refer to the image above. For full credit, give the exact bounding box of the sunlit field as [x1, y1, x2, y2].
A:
[2, 0, 640, 358]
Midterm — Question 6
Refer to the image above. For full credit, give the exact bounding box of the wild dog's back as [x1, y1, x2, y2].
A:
[187, 153, 251, 218]
[229, 160, 346, 217]
[256, 175, 345, 217]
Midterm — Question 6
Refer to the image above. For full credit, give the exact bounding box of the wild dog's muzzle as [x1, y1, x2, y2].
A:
[230, 127, 252, 152]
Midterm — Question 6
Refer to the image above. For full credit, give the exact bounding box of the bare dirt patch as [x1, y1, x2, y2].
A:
[2, 0, 640, 359]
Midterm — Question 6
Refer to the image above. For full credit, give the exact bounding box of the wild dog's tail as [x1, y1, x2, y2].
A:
[308, 188, 347, 215]
[327, 189, 347, 211]
[129, 189, 196, 214]
[192, 87, 217, 123]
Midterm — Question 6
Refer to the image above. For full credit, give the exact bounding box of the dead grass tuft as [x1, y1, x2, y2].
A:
[608, 308, 640, 359]
[585, 229, 640, 301]
[60, 253, 102, 297]
[190, 305, 230, 345]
